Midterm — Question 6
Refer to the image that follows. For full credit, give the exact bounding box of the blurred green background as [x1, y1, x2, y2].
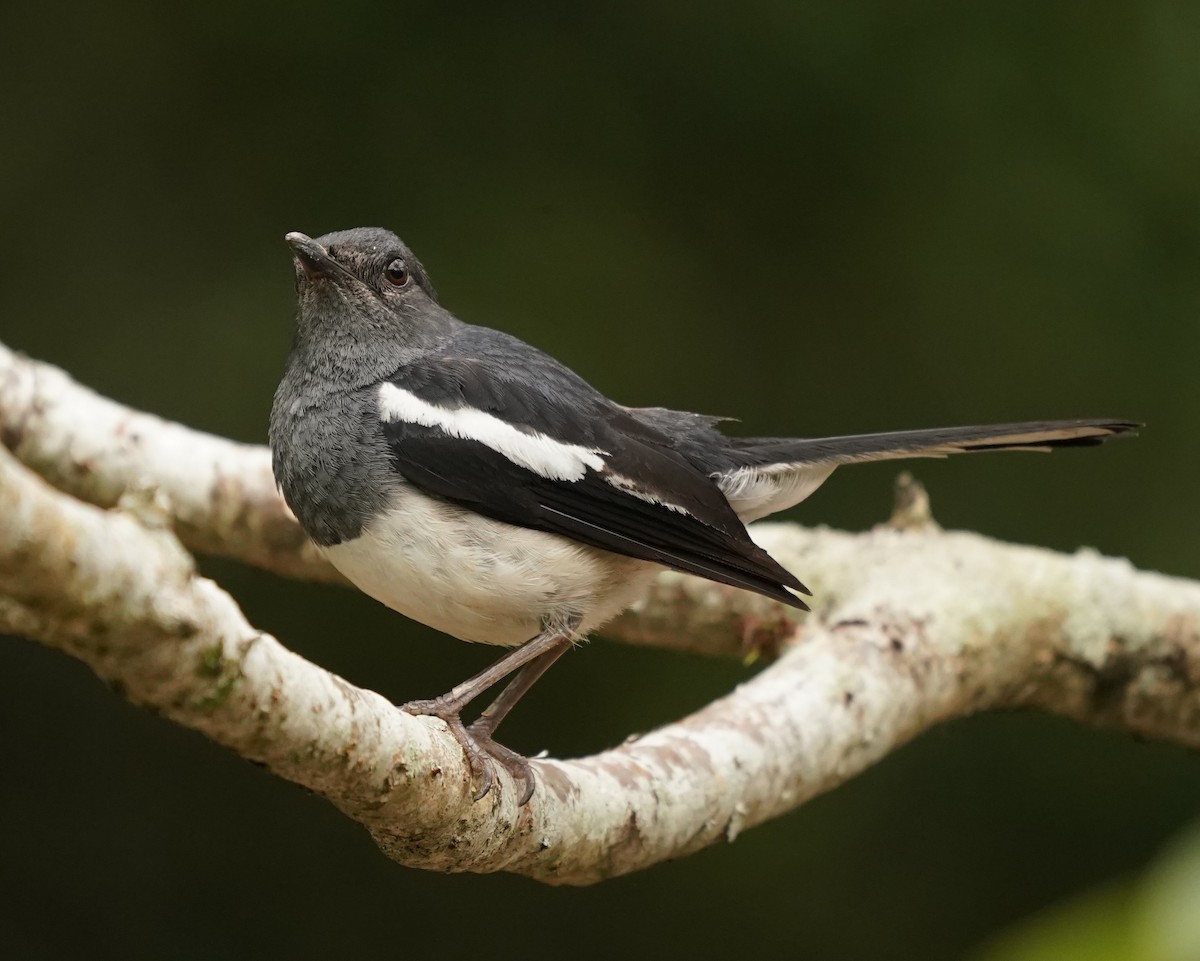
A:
[2, 3, 1197, 959]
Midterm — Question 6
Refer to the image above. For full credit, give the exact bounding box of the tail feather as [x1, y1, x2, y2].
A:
[718, 419, 1137, 522]
[728, 419, 1138, 466]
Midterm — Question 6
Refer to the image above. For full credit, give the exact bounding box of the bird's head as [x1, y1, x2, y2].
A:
[284, 228, 452, 358]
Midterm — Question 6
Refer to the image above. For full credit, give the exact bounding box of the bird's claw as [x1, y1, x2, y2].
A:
[465, 719, 537, 804]
[400, 698, 536, 804]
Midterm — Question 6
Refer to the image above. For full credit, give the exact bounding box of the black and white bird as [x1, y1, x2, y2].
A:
[269, 227, 1135, 803]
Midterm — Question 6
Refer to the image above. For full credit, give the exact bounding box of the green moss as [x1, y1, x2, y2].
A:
[196, 643, 226, 678]
[193, 643, 241, 711]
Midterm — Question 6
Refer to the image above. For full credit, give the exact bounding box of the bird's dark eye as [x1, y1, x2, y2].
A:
[383, 259, 410, 288]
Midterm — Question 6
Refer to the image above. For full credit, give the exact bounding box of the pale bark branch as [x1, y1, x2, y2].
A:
[0, 342, 337, 583]
[2, 343, 1197, 883]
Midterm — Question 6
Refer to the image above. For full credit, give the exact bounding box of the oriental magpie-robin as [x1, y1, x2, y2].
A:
[269, 226, 1135, 803]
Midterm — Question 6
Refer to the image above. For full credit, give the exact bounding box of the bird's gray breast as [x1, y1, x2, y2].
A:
[269, 379, 398, 547]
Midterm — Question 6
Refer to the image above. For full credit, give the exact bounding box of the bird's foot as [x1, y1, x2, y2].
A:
[466, 718, 538, 804]
[401, 697, 536, 803]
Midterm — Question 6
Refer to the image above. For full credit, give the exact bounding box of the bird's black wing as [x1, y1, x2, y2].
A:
[376, 331, 809, 609]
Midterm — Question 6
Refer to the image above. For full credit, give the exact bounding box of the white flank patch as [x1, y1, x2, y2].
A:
[378, 382, 607, 482]
[718, 462, 837, 522]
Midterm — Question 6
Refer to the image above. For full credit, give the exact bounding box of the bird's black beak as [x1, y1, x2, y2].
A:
[285, 232, 340, 280]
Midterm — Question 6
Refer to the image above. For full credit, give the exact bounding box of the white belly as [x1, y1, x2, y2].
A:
[322, 485, 659, 646]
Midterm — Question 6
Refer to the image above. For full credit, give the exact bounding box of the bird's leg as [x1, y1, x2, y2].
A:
[400, 619, 578, 802]
[469, 643, 570, 738]
[462, 641, 572, 804]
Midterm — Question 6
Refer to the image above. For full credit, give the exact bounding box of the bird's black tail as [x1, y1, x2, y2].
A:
[726, 419, 1139, 468]
[715, 419, 1138, 523]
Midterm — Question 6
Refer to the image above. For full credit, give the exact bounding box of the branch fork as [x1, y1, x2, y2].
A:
[1, 343, 1196, 883]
